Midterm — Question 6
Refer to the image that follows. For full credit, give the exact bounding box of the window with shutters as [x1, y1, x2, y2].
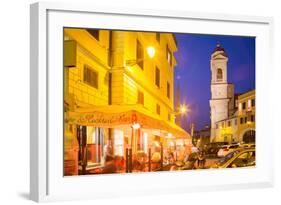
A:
[137, 90, 144, 105]
[156, 104, 160, 115]
[156, 33, 160, 43]
[228, 120, 231, 127]
[155, 67, 160, 88]
[251, 99, 255, 107]
[251, 115, 255, 122]
[167, 82, 170, 99]
[240, 117, 244, 124]
[242, 102, 246, 110]
[166, 45, 172, 66]
[83, 65, 98, 89]
[137, 40, 144, 69]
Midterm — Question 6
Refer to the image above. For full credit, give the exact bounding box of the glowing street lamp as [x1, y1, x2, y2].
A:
[126, 46, 156, 66]
[172, 104, 190, 118]
[146, 46, 156, 58]
[178, 104, 190, 116]
[179, 104, 187, 115]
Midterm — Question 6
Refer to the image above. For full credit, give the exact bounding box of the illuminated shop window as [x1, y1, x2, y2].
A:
[143, 132, 148, 154]
[114, 129, 124, 156]
[85, 127, 105, 164]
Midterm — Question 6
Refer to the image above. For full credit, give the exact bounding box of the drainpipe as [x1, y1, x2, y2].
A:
[108, 31, 114, 155]
[108, 30, 113, 105]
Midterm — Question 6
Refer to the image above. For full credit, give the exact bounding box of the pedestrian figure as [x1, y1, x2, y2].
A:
[197, 150, 206, 169]
[102, 155, 117, 174]
[181, 152, 198, 170]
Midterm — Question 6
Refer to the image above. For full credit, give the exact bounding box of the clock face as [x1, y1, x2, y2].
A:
[213, 88, 224, 98]
[212, 85, 227, 99]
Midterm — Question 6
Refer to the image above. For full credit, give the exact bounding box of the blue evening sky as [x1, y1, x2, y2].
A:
[173, 33, 255, 132]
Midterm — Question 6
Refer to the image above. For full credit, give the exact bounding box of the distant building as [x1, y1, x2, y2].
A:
[209, 44, 255, 143]
[236, 90, 255, 143]
[193, 125, 211, 148]
[214, 90, 256, 143]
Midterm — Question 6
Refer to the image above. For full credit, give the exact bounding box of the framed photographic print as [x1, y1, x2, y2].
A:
[30, 2, 274, 202]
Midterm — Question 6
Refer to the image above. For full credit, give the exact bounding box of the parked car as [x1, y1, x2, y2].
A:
[240, 143, 255, 149]
[166, 152, 199, 171]
[204, 142, 228, 156]
[217, 144, 240, 157]
[212, 148, 255, 168]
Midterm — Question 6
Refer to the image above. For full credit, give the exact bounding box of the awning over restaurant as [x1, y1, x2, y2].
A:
[67, 104, 190, 139]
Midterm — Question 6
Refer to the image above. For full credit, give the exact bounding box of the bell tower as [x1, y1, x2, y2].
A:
[210, 43, 234, 142]
[210, 43, 228, 84]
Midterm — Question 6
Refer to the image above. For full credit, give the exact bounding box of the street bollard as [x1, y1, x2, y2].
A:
[125, 148, 129, 173]
[160, 143, 163, 170]
[148, 148, 151, 172]
[129, 148, 133, 172]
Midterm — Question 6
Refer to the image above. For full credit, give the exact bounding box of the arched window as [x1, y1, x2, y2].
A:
[217, 68, 223, 81]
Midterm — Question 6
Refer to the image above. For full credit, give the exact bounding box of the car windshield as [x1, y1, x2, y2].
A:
[228, 151, 255, 168]
[217, 150, 240, 166]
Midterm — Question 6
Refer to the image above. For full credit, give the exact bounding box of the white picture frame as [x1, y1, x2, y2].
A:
[30, 2, 274, 202]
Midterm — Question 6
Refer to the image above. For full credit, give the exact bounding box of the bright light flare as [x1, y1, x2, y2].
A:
[179, 104, 189, 115]
[132, 123, 141, 129]
[146, 46, 156, 58]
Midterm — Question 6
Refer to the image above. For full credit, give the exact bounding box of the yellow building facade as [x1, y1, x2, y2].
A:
[63, 28, 190, 175]
[214, 90, 255, 143]
[236, 90, 255, 142]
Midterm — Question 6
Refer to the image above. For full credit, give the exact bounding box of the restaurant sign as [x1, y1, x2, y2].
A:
[67, 111, 134, 127]
[67, 110, 189, 139]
